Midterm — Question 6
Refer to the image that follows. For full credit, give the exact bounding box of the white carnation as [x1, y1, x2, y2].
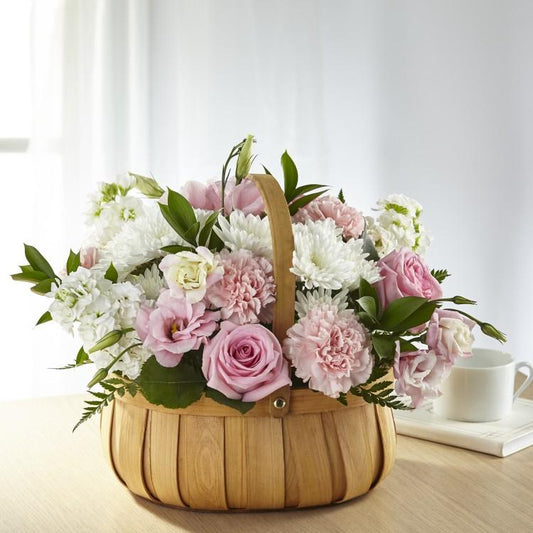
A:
[367, 193, 431, 257]
[295, 288, 349, 319]
[214, 211, 272, 258]
[291, 219, 380, 291]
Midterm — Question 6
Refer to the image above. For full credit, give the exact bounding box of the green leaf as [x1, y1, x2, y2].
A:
[281, 151, 298, 201]
[336, 392, 348, 406]
[380, 296, 428, 330]
[36, 311, 52, 326]
[198, 211, 220, 246]
[66, 250, 81, 275]
[338, 189, 345, 203]
[24, 244, 56, 279]
[76, 346, 89, 365]
[399, 339, 418, 353]
[288, 190, 327, 216]
[11, 270, 49, 283]
[393, 302, 438, 333]
[350, 384, 411, 411]
[357, 312, 377, 329]
[262, 165, 273, 176]
[160, 244, 195, 254]
[104, 263, 118, 283]
[167, 188, 197, 231]
[367, 380, 393, 393]
[356, 295, 377, 318]
[205, 387, 255, 414]
[182, 221, 200, 245]
[359, 278, 379, 302]
[293, 183, 329, 197]
[371, 333, 397, 363]
[137, 355, 206, 409]
[431, 268, 450, 284]
[31, 278, 54, 295]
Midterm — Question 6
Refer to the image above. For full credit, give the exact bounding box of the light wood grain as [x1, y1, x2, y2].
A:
[1, 386, 533, 532]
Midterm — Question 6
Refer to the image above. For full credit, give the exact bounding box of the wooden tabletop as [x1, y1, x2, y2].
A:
[1, 385, 532, 533]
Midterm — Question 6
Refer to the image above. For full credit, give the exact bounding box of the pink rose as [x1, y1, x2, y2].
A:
[293, 195, 365, 240]
[374, 248, 442, 310]
[394, 349, 451, 407]
[181, 177, 264, 215]
[283, 304, 373, 398]
[202, 321, 291, 402]
[426, 309, 475, 363]
[136, 290, 220, 367]
[80, 247, 100, 269]
[207, 249, 276, 325]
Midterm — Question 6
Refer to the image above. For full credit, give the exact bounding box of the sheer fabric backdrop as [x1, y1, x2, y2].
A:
[3, 0, 531, 399]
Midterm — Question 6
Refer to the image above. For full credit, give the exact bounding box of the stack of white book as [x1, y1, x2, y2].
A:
[394, 398, 533, 457]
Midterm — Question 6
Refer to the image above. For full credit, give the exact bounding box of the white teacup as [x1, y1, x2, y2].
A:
[433, 348, 533, 422]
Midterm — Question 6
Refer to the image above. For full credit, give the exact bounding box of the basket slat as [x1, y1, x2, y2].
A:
[224, 417, 247, 509]
[282, 413, 333, 508]
[178, 415, 228, 510]
[333, 406, 375, 502]
[146, 411, 185, 506]
[244, 417, 285, 510]
[141, 410, 158, 501]
[321, 411, 347, 502]
[374, 405, 397, 484]
[112, 401, 153, 500]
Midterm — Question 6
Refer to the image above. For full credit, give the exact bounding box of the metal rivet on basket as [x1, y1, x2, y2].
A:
[273, 397, 287, 410]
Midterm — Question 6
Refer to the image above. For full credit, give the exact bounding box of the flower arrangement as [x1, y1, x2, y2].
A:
[12, 135, 505, 429]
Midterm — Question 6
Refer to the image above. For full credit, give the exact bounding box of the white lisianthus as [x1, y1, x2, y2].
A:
[295, 288, 349, 319]
[291, 219, 380, 291]
[366, 193, 431, 257]
[214, 211, 273, 258]
[159, 247, 223, 303]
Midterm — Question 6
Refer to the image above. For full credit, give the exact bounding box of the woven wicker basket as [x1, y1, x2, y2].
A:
[100, 174, 396, 511]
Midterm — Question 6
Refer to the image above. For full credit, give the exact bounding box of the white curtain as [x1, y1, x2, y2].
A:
[3, 0, 532, 400]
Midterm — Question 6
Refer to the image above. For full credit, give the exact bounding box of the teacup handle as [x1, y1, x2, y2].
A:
[513, 361, 533, 402]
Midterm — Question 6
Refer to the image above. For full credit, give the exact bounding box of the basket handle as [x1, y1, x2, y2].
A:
[248, 174, 295, 417]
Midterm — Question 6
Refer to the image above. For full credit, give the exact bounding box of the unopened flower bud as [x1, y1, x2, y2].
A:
[87, 368, 108, 389]
[235, 134, 254, 183]
[89, 329, 123, 354]
[132, 173, 165, 199]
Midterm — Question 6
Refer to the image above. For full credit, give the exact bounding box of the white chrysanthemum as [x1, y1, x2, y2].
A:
[100, 203, 186, 275]
[295, 288, 349, 319]
[128, 263, 167, 301]
[291, 219, 379, 291]
[214, 210, 272, 258]
[367, 193, 431, 257]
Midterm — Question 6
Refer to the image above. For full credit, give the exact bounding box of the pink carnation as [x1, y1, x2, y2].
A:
[202, 321, 291, 402]
[135, 290, 220, 368]
[293, 195, 365, 240]
[283, 304, 373, 398]
[181, 177, 264, 215]
[394, 349, 451, 407]
[426, 309, 475, 363]
[374, 248, 442, 310]
[207, 249, 276, 324]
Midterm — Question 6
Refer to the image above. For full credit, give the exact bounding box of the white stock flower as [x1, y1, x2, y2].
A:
[295, 288, 349, 319]
[214, 211, 273, 258]
[291, 219, 380, 291]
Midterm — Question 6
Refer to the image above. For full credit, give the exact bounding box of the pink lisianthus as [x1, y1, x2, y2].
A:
[135, 290, 220, 368]
[80, 247, 100, 269]
[202, 322, 290, 402]
[181, 177, 264, 215]
[293, 195, 365, 240]
[207, 249, 276, 325]
[159, 246, 223, 304]
[426, 309, 475, 363]
[394, 349, 451, 407]
[283, 304, 373, 398]
[374, 248, 442, 310]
